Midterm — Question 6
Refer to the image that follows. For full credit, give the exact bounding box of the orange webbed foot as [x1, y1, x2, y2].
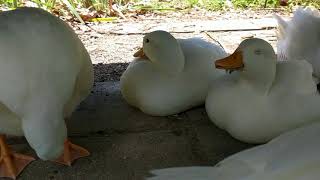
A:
[0, 135, 35, 179]
[54, 139, 90, 166]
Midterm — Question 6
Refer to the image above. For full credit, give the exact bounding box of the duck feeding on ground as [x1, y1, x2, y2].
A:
[0, 7, 93, 179]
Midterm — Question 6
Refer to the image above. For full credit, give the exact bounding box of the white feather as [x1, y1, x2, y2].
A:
[147, 122, 320, 180]
[0, 7, 93, 160]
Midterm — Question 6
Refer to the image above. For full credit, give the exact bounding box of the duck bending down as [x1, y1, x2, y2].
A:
[120, 30, 227, 116]
[206, 38, 320, 143]
[147, 121, 320, 180]
[275, 7, 320, 82]
[0, 7, 93, 178]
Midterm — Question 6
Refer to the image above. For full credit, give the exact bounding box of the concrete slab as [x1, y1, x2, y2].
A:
[15, 132, 202, 180]
[98, 18, 283, 35]
[6, 82, 251, 180]
[67, 82, 176, 136]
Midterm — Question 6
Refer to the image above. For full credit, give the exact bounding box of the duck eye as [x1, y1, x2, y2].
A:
[254, 49, 262, 55]
[145, 38, 150, 43]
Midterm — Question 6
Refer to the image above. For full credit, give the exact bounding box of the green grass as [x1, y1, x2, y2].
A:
[1, 0, 319, 11]
[231, 0, 276, 8]
[0, 0, 319, 22]
[132, 0, 319, 11]
[288, 0, 320, 8]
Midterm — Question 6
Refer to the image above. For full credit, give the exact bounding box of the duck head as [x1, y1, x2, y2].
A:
[134, 30, 185, 75]
[215, 38, 277, 94]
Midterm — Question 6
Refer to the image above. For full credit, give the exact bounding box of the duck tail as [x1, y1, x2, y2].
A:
[273, 14, 287, 40]
[293, 6, 320, 20]
[273, 14, 289, 61]
[274, 7, 320, 61]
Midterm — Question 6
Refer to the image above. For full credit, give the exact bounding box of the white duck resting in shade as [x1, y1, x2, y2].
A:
[205, 38, 320, 143]
[275, 7, 320, 83]
[120, 30, 227, 116]
[0, 7, 93, 178]
[147, 121, 320, 180]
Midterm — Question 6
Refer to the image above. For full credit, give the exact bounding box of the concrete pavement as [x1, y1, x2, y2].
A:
[9, 82, 251, 180]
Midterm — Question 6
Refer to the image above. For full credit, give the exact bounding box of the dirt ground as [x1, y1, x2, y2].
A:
[74, 9, 290, 82]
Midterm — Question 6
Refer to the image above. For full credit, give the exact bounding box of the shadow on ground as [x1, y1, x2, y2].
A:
[94, 63, 129, 82]
[9, 82, 252, 180]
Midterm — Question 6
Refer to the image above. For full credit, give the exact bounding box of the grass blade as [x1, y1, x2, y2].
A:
[60, 0, 85, 24]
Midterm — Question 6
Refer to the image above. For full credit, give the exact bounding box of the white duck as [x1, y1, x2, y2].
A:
[275, 7, 320, 82]
[205, 38, 320, 143]
[120, 30, 227, 116]
[0, 7, 93, 178]
[147, 121, 320, 180]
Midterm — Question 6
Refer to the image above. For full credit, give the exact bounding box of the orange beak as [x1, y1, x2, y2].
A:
[133, 48, 149, 60]
[215, 50, 244, 70]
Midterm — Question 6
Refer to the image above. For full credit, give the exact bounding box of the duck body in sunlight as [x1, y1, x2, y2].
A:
[275, 7, 320, 82]
[0, 7, 93, 178]
[147, 121, 320, 180]
[206, 38, 320, 143]
[120, 30, 227, 116]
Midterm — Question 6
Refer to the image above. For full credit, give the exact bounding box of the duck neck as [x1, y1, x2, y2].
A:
[152, 45, 185, 76]
[240, 60, 276, 95]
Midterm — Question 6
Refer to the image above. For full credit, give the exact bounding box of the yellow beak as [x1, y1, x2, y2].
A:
[133, 48, 149, 60]
[215, 50, 244, 70]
